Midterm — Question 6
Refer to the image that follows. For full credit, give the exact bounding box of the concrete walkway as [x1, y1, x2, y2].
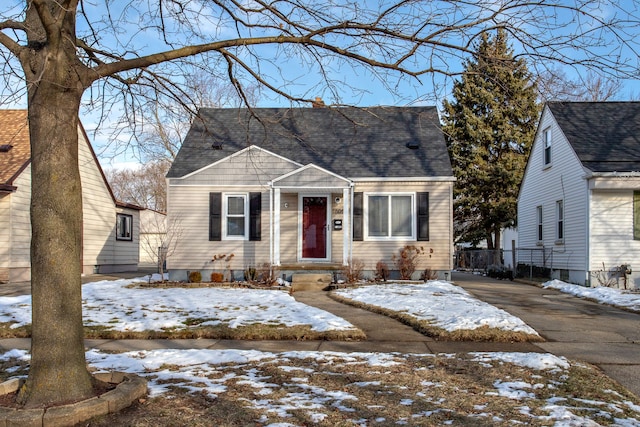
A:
[0, 270, 638, 398]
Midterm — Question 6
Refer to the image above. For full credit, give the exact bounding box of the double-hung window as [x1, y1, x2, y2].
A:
[116, 213, 133, 241]
[224, 194, 248, 239]
[556, 200, 564, 241]
[366, 194, 414, 239]
[543, 127, 552, 166]
[536, 206, 543, 242]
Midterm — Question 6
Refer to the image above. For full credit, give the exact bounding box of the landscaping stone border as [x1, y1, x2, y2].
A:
[0, 372, 147, 427]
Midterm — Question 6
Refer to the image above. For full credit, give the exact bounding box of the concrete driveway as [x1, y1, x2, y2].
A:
[452, 271, 640, 398]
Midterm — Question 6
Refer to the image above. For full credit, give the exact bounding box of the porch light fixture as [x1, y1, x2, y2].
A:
[335, 196, 341, 204]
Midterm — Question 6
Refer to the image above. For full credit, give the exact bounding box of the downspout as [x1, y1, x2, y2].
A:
[350, 184, 354, 264]
[586, 178, 591, 286]
[269, 183, 273, 268]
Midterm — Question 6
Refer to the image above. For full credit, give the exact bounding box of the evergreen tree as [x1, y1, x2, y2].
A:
[442, 29, 541, 252]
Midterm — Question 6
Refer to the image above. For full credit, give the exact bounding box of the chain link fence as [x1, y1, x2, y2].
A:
[454, 247, 555, 281]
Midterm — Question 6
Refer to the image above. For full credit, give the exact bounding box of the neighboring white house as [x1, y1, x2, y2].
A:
[518, 101, 640, 289]
[0, 110, 142, 283]
[166, 106, 455, 281]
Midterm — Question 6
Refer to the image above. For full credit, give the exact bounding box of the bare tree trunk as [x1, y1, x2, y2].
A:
[494, 227, 502, 266]
[17, 45, 93, 407]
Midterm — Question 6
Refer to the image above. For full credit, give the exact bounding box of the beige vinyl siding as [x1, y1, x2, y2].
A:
[0, 193, 9, 280]
[175, 148, 298, 186]
[330, 192, 345, 263]
[279, 193, 298, 263]
[275, 168, 350, 188]
[112, 206, 140, 266]
[2, 127, 139, 280]
[589, 190, 640, 278]
[8, 168, 31, 273]
[352, 181, 453, 272]
[167, 185, 271, 273]
[78, 131, 118, 271]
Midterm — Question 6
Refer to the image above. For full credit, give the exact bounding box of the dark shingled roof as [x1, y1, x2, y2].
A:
[547, 102, 640, 173]
[167, 106, 453, 179]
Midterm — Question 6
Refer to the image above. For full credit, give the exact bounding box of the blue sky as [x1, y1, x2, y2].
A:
[1, 1, 639, 168]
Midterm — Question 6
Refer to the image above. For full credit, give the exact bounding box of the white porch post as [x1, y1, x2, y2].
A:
[274, 188, 281, 265]
[342, 187, 350, 266]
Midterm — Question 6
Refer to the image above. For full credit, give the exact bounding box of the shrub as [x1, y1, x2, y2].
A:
[487, 265, 514, 280]
[375, 261, 389, 282]
[257, 263, 279, 286]
[188, 271, 202, 283]
[210, 272, 224, 283]
[342, 259, 365, 283]
[244, 267, 257, 282]
[392, 245, 425, 280]
[420, 268, 438, 281]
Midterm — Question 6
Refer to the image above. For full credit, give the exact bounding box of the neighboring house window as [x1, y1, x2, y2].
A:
[634, 191, 640, 240]
[224, 194, 248, 239]
[556, 200, 564, 241]
[116, 214, 133, 241]
[543, 127, 552, 166]
[365, 194, 414, 239]
[536, 206, 543, 241]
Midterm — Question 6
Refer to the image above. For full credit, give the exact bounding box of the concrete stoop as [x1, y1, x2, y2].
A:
[0, 372, 147, 426]
[291, 273, 333, 292]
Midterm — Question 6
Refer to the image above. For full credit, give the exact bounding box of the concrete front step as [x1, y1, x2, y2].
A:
[291, 273, 333, 292]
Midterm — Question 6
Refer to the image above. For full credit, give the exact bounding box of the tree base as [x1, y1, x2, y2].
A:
[0, 372, 147, 426]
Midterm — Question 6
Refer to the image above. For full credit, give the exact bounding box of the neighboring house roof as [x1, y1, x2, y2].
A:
[0, 109, 145, 210]
[547, 101, 640, 173]
[0, 110, 30, 191]
[167, 106, 453, 179]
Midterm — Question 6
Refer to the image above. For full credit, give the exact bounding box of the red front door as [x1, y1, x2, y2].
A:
[302, 196, 327, 259]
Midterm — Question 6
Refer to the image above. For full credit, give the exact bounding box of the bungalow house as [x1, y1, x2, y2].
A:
[517, 101, 640, 289]
[166, 106, 455, 282]
[0, 110, 142, 283]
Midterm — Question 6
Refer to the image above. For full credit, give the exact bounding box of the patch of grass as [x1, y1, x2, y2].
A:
[0, 323, 30, 338]
[83, 352, 640, 426]
[0, 321, 366, 341]
[329, 292, 543, 342]
[0, 357, 29, 382]
[82, 323, 365, 341]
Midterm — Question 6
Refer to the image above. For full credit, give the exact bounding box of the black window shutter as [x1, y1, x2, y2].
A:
[417, 192, 429, 241]
[249, 192, 261, 241]
[353, 192, 363, 241]
[209, 192, 222, 241]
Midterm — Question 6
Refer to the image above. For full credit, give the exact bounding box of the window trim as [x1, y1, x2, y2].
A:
[543, 127, 552, 167]
[223, 193, 249, 240]
[364, 192, 415, 241]
[556, 200, 564, 243]
[116, 213, 133, 241]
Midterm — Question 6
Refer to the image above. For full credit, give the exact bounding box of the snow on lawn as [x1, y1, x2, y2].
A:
[543, 279, 640, 312]
[0, 276, 356, 332]
[334, 281, 539, 335]
[4, 348, 640, 426]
